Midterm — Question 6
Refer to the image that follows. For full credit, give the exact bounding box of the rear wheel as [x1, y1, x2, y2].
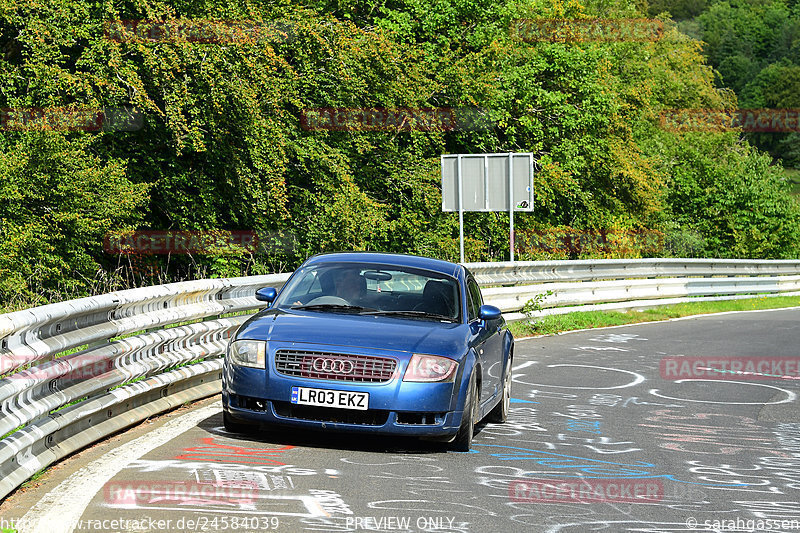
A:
[450, 370, 478, 452]
[487, 356, 512, 423]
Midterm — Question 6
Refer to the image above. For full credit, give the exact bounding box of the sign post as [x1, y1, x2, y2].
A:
[441, 153, 534, 262]
[457, 154, 465, 263]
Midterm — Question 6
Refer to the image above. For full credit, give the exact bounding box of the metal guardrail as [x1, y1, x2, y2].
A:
[467, 258, 800, 285]
[2, 258, 800, 499]
[466, 259, 800, 320]
[0, 274, 289, 500]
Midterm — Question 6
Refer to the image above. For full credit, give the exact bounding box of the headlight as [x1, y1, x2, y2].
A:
[227, 340, 266, 368]
[403, 354, 458, 382]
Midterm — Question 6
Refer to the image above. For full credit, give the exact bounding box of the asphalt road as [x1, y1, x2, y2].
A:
[3, 308, 800, 533]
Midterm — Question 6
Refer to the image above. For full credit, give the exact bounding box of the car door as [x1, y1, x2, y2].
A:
[466, 275, 503, 406]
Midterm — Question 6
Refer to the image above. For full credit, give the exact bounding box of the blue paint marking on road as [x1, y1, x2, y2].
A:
[472, 444, 748, 487]
[566, 420, 602, 433]
[510, 398, 538, 403]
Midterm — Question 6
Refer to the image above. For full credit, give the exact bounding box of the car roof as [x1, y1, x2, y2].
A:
[304, 252, 463, 278]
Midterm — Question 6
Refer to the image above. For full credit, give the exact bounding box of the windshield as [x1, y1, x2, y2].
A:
[274, 262, 461, 322]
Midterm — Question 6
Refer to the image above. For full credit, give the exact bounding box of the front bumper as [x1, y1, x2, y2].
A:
[222, 344, 468, 438]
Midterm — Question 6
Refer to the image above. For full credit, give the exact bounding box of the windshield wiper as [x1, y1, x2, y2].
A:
[362, 310, 457, 322]
[291, 304, 376, 313]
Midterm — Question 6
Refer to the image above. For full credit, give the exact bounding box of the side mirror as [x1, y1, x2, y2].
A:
[255, 287, 277, 303]
[478, 305, 502, 321]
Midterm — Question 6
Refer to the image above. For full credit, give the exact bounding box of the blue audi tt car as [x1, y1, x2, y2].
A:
[222, 252, 513, 450]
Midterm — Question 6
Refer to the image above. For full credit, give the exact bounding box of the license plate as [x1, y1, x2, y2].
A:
[291, 386, 369, 411]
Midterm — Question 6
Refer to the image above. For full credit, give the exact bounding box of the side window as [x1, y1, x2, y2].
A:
[467, 278, 482, 321]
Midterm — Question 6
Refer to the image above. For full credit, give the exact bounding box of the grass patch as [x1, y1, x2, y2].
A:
[219, 310, 257, 319]
[509, 295, 800, 337]
[1, 424, 24, 440]
[109, 357, 212, 391]
[19, 466, 51, 490]
[49, 396, 88, 415]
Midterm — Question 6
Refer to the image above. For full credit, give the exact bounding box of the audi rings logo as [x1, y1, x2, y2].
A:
[312, 358, 355, 374]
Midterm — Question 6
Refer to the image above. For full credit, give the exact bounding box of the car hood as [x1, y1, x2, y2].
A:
[235, 308, 469, 357]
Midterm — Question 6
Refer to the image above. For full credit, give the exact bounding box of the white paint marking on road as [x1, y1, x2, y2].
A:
[649, 381, 797, 405]
[571, 346, 629, 351]
[512, 361, 536, 371]
[668, 305, 800, 321]
[588, 333, 647, 343]
[21, 401, 221, 533]
[512, 364, 645, 390]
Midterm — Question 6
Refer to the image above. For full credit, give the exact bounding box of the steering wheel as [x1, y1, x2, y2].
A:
[412, 302, 452, 317]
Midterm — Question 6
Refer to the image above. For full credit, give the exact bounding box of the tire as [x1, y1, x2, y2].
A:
[450, 370, 478, 452]
[223, 410, 250, 434]
[487, 356, 512, 423]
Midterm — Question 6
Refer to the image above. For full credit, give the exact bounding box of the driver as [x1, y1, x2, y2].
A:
[331, 269, 369, 305]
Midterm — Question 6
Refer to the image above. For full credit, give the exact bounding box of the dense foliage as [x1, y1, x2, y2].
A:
[650, 0, 800, 168]
[0, 0, 798, 306]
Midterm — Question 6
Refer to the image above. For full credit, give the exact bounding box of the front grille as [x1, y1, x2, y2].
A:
[274, 350, 397, 383]
[273, 401, 389, 425]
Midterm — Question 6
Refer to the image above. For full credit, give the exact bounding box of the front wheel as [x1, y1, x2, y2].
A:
[450, 370, 478, 452]
[223, 410, 250, 434]
[487, 356, 511, 423]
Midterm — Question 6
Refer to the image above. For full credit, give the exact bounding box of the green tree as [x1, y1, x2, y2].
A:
[1, 0, 799, 310]
[0, 134, 148, 304]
